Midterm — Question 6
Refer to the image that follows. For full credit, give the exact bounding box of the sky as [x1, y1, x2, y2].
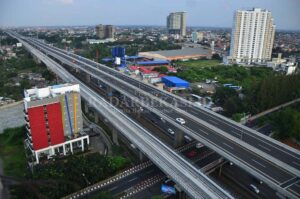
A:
[0, 0, 300, 30]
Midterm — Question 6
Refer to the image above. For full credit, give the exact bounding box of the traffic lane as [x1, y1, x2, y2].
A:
[287, 181, 300, 198]
[108, 167, 162, 195]
[165, 110, 295, 184]
[222, 164, 279, 199]
[196, 152, 221, 168]
[179, 105, 300, 169]
[242, 133, 300, 170]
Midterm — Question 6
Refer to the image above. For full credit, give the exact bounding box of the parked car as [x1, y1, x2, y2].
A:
[176, 118, 186, 125]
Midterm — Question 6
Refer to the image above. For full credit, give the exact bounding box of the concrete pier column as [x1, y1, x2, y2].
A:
[70, 143, 73, 154]
[106, 86, 113, 97]
[112, 128, 119, 145]
[84, 102, 89, 114]
[139, 151, 146, 162]
[94, 113, 99, 123]
[63, 145, 66, 155]
[173, 131, 184, 148]
[35, 152, 39, 164]
[85, 73, 91, 83]
[81, 139, 84, 151]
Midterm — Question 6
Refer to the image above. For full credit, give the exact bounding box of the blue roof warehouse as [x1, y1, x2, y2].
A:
[162, 76, 190, 89]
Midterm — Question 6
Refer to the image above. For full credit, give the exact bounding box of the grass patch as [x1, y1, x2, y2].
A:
[0, 126, 27, 177]
[175, 59, 221, 68]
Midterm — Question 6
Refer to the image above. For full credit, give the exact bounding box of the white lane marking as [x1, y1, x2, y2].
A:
[251, 159, 266, 168]
[258, 144, 271, 152]
[190, 110, 199, 115]
[209, 119, 218, 125]
[280, 176, 298, 186]
[222, 142, 234, 150]
[292, 161, 300, 167]
[285, 180, 300, 189]
[108, 186, 118, 191]
[145, 169, 154, 175]
[191, 107, 300, 160]
[230, 130, 241, 137]
[287, 188, 300, 197]
[128, 177, 138, 182]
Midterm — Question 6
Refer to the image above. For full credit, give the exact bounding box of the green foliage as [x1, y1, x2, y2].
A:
[151, 196, 164, 199]
[272, 108, 300, 141]
[0, 126, 27, 177]
[153, 66, 169, 73]
[90, 191, 113, 199]
[0, 47, 55, 100]
[12, 153, 130, 199]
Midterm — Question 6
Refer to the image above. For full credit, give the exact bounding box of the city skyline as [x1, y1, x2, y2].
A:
[0, 0, 300, 30]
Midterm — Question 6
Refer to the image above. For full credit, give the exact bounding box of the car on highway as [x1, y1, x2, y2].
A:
[167, 128, 175, 135]
[249, 184, 260, 194]
[196, 143, 203, 148]
[253, 177, 263, 184]
[186, 150, 197, 158]
[184, 135, 192, 142]
[176, 118, 186, 125]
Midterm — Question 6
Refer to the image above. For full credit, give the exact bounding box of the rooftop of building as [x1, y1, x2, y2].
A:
[24, 83, 80, 102]
[140, 47, 210, 58]
[162, 76, 189, 84]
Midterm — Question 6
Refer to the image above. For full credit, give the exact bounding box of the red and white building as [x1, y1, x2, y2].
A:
[24, 83, 89, 164]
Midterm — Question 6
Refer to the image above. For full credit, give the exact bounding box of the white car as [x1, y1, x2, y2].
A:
[184, 135, 192, 142]
[196, 143, 203, 149]
[249, 184, 260, 194]
[167, 128, 175, 135]
[176, 118, 186, 125]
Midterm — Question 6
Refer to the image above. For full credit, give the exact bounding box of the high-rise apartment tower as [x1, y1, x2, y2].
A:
[229, 8, 275, 64]
[167, 12, 186, 36]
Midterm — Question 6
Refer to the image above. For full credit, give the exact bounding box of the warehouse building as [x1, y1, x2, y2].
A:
[162, 76, 189, 92]
[138, 47, 211, 61]
[24, 83, 89, 164]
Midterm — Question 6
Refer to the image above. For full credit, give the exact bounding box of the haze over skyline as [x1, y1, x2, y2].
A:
[0, 0, 300, 30]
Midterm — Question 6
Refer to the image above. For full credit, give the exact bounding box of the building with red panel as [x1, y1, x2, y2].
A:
[24, 83, 89, 164]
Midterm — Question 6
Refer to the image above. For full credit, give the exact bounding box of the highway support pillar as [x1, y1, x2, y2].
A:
[84, 102, 89, 114]
[94, 113, 99, 124]
[106, 86, 113, 98]
[85, 73, 91, 83]
[139, 151, 146, 162]
[218, 165, 223, 177]
[112, 129, 119, 146]
[174, 131, 184, 148]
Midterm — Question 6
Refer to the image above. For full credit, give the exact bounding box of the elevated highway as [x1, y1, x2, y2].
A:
[8, 31, 300, 199]
[8, 32, 233, 199]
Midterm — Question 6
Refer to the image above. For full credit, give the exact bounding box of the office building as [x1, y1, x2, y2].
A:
[24, 84, 89, 164]
[229, 8, 276, 64]
[167, 12, 186, 36]
[96, 24, 115, 39]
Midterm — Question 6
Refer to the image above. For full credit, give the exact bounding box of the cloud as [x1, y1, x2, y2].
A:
[56, 0, 74, 5]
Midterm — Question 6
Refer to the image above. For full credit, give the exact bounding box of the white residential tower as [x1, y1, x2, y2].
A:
[229, 8, 276, 64]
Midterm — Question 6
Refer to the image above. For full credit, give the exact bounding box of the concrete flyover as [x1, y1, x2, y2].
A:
[9, 32, 234, 199]
[19, 34, 300, 199]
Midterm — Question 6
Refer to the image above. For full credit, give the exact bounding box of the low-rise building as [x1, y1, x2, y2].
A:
[23, 83, 89, 164]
